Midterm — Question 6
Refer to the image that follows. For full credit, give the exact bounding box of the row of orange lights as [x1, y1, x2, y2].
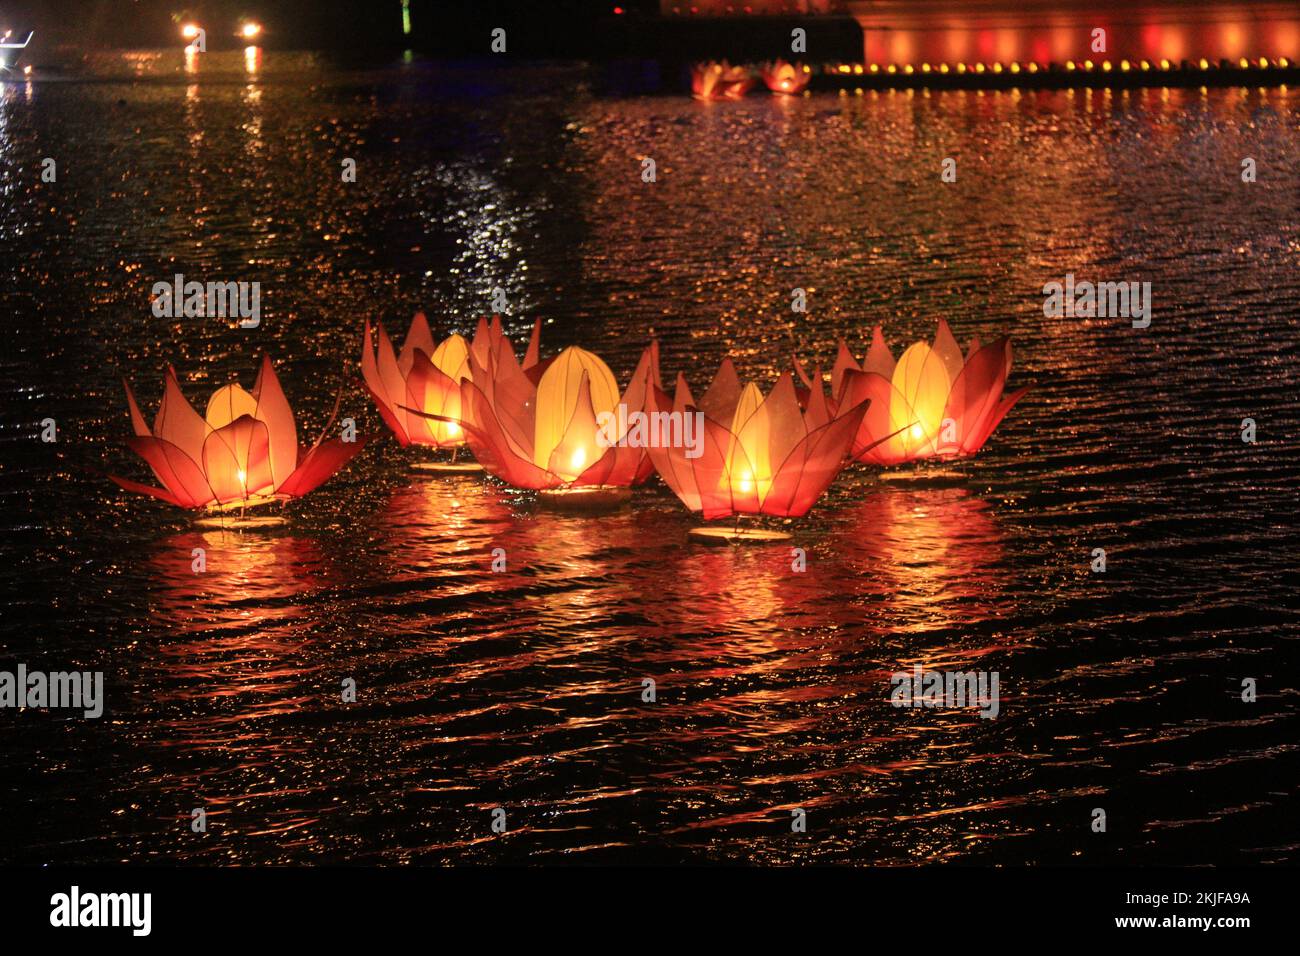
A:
[832, 57, 1291, 77]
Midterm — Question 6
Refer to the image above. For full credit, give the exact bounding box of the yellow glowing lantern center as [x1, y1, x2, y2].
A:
[423, 333, 471, 446]
[533, 346, 620, 482]
[723, 382, 772, 502]
[204, 383, 274, 500]
[889, 342, 953, 455]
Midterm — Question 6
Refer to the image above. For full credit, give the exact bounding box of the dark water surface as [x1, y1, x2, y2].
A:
[2, 52, 1298, 864]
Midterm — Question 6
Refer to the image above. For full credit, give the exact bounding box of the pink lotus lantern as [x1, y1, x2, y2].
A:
[691, 60, 756, 100]
[408, 318, 662, 506]
[110, 357, 365, 523]
[645, 359, 867, 541]
[361, 312, 508, 472]
[760, 59, 812, 94]
[830, 320, 1027, 466]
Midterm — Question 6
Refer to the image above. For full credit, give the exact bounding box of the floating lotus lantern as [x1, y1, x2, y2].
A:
[409, 319, 661, 506]
[691, 60, 755, 100]
[760, 59, 812, 95]
[645, 359, 868, 542]
[361, 312, 505, 472]
[110, 357, 366, 524]
[830, 320, 1027, 466]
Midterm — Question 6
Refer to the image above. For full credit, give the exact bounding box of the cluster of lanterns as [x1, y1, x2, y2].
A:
[111, 318, 1025, 536]
[691, 59, 812, 98]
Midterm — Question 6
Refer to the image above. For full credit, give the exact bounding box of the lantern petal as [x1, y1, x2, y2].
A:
[696, 414, 752, 519]
[533, 347, 619, 472]
[932, 318, 966, 384]
[407, 348, 467, 447]
[251, 355, 299, 491]
[967, 385, 1028, 454]
[522, 318, 541, 370]
[108, 472, 190, 508]
[762, 400, 867, 517]
[459, 380, 557, 488]
[361, 319, 409, 444]
[201, 415, 273, 503]
[757, 372, 807, 469]
[792, 356, 816, 392]
[375, 322, 410, 441]
[644, 380, 704, 511]
[595, 342, 660, 486]
[830, 338, 861, 401]
[699, 357, 743, 423]
[804, 367, 833, 430]
[891, 341, 952, 456]
[842, 368, 916, 464]
[863, 326, 895, 379]
[480, 336, 538, 461]
[204, 382, 260, 431]
[155, 366, 211, 464]
[277, 436, 366, 499]
[125, 435, 215, 507]
[122, 378, 151, 437]
[547, 370, 610, 483]
[397, 311, 436, 375]
[943, 336, 1011, 453]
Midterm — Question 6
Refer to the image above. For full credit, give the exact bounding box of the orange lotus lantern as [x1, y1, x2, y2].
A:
[109, 356, 365, 516]
[829, 320, 1028, 466]
[760, 59, 812, 94]
[691, 60, 756, 100]
[361, 312, 499, 471]
[645, 359, 867, 540]
[411, 319, 661, 501]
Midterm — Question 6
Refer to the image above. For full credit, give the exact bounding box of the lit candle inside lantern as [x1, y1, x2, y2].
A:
[533, 346, 620, 482]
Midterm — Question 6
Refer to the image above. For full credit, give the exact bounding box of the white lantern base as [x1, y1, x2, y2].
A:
[688, 527, 791, 544]
[193, 512, 289, 531]
[409, 461, 484, 474]
[537, 486, 632, 511]
[878, 467, 966, 487]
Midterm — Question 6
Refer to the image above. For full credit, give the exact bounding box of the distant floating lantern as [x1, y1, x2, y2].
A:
[417, 322, 661, 502]
[828, 320, 1027, 467]
[361, 312, 489, 471]
[110, 357, 366, 523]
[691, 60, 754, 99]
[645, 360, 867, 542]
[760, 59, 811, 95]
